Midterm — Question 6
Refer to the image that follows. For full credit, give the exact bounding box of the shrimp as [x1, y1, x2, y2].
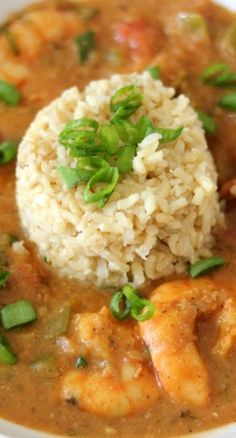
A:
[140, 278, 236, 407]
[0, 9, 84, 85]
[213, 298, 236, 356]
[61, 307, 159, 416]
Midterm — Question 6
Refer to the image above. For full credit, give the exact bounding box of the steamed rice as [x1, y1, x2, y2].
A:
[16, 72, 223, 287]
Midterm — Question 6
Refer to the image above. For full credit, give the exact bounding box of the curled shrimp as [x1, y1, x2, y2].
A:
[61, 307, 159, 416]
[140, 278, 236, 407]
[0, 9, 84, 86]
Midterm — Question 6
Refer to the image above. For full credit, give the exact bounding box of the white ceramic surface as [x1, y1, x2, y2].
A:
[0, 0, 235, 437]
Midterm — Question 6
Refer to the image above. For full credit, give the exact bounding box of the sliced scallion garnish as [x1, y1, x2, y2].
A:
[58, 84, 185, 207]
[122, 284, 155, 322]
[110, 85, 143, 119]
[110, 290, 131, 320]
[0, 271, 9, 287]
[74, 30, 96, 62]
[197, 110, 217, 134]
[110, 284, 155, 322]
[75, 356, 88, 369]
[57, 166, 91, 189]
[83, 166, 119, 207]
[99, 123, 120, 155]
[115, 145, 136, 174]
[146, 65, 161, 80]
[1, 300, 37, 330]
[155, 126, 184, 143]
[218, 93, 236, 112]
[201, 63, 236, 88]
[0, 80, 21, 106]
[112, 118, 139, 144]
[0, 334, 17, 365]
[188, 256, 226, 278]
[0, 141, 17, 165]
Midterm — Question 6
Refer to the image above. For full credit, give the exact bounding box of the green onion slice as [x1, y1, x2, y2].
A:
[0, 80, 21, 106]
[57, 166, 90, 189]
[110, 291, 131, 320]
[99, 123, 120, 155]
[188, 256, 226, 278]
[155, 126, 184, 143]
[110, 284, 155, 322]
[146, 66, 161, 80]
[74, 30, 96, 62]
[115, 145, 136, 174]
[136, 116, 155, 142]
[0, 271, 9, 287]
[1, 300, 37, 330]
[0, 141, 17, 165]
[83, 166, 119, 207]
[0, 334, 17, 365]
[59, 118, 99, 149]
[122, 285, 155, 322]
[218, 93, 236, 111]
[197, 111, 217, 134]
[112, 118, 139, 144]
[110, 85, 143, 119]
[201, 63, 236, 88]
[75, 356, 88, 369]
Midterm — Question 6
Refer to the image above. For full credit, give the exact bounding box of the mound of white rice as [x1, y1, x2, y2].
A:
[16, 72, 222, 287]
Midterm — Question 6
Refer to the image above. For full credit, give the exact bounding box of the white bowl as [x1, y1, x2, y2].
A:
[0, 1, 235, 437]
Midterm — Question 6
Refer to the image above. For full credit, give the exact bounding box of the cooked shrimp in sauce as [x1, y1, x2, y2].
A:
[62, 307, 159, 416]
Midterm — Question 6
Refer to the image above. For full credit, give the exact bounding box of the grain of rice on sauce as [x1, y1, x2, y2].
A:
[16, 72, 223, 287]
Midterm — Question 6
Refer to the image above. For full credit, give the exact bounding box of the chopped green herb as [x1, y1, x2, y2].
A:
[57, 166, 91, 189]
[58, 85, 185, 207]
[110, 290, 131, 320]
[115, 145, 136, 174]
[99, 123, 120, 155]
[146, 65, 161, 80]
[1, 300, 37, 330]
[0, 334, 17, 365]
[155, 126, 184, 143]
[0, 271, 9, 287]
[74, 30, 96, 62]
[188, 256, 226, 278]
[75, 356, 88, 369]
[122, 284, 155, 322]
[201, 63, 236, 88]
[83, 166, 119, 207]
[110, 85, 143, 119]
[110, 284, 155, 322]
[0, 142, 17, 165]
[136, 115, 155, 141]
[197, 110, 217, 134]
[218, 93, 236, 111]
[112, 118, 139, 145]
[0, 80, 21, 106]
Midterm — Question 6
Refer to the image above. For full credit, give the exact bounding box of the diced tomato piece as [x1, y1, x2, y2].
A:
[114, 19, 158, 63]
